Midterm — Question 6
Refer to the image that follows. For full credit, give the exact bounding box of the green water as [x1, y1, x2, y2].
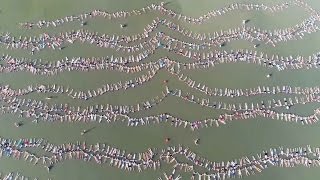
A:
[0, 0, 320, 179]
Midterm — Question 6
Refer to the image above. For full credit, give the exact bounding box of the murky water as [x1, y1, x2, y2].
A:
[0, 0, 320, 179]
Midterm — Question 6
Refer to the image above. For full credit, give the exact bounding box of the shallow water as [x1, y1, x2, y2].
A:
[0, 0, 320, 179]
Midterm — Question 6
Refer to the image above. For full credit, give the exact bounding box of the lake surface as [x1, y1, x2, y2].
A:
[0, 0, 320, 179]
